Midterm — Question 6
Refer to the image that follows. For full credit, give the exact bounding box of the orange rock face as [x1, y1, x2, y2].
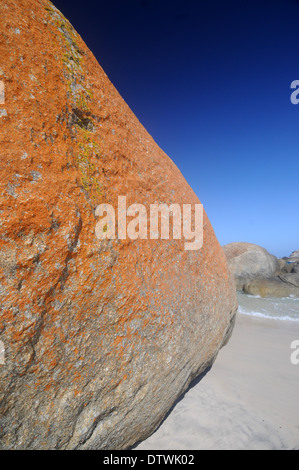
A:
[0, 0, 237, 449]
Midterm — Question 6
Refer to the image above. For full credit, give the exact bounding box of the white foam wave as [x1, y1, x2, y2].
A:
[245, 294, 299, 302]
[238, 306, 299, 322]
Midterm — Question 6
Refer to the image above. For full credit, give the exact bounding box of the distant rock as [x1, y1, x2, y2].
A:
[280, 251, 299, 274]
[225, 244, 299, 297]
[289, 250, 299, 260]
[280, 260, 295, 273]
[244, 278, 299, 298]
[223, 242, 280, 290]
[0, 0, 237, 450]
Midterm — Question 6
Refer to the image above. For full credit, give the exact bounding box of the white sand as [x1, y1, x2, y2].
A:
[135, 313, 299, 450]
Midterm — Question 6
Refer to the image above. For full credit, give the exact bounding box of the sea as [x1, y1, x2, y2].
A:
[237, 291, 299, 322]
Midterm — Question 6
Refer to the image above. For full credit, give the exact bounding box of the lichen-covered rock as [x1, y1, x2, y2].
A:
[0, 0, 237, 449]
[223, 242, 280, 290]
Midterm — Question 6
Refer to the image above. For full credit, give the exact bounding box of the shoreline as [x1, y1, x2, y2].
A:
[135, 312, 299, 450]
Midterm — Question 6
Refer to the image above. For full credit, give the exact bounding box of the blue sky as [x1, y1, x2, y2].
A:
[54, 0, 299, 257]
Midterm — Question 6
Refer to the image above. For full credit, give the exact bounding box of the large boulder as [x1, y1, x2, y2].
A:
[223, 242, 280, 290]
[0, 0, 237, 450]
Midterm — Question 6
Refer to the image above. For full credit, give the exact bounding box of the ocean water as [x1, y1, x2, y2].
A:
[237, 291, 299, 322]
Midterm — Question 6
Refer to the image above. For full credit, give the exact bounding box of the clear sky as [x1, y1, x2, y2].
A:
[53, 0, 299, 258]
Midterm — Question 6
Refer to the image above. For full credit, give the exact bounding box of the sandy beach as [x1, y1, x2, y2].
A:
[135, 312, 299, 450]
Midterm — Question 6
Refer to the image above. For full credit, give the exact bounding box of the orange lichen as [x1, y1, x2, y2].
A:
[0, 0, 236, 450]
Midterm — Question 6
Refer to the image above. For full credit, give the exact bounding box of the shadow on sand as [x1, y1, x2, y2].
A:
[130, 365, 212, 449]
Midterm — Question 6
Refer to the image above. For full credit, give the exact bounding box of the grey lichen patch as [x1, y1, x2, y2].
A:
[0, 281, 10, 298]
[69, 82, 85, 96]
[51, 299, 64, 311]
[30, 171, 42, 181]
[0, 109, 8, 117]
[0, 81, 4, 103]
[6, 183, 18, 198]
[0, 248, 18, 282]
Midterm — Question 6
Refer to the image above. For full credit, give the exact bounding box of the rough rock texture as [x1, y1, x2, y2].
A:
[278, 273, 299, 288]
[278, 258, 290, 272]
[223, 242, 280, 290]
[0, 0, 237, 450]
[280, 260, 297, 274]
[292, 263, 299, 274]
